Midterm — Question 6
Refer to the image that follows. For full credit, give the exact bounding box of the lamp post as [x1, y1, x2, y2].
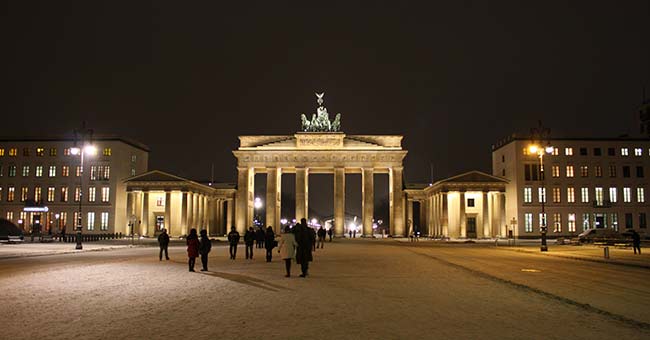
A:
[70, 124, 96, 250]
[530, 121, 553, 252]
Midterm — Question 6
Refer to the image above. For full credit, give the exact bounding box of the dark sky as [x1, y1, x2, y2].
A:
[3, 1, 649, 185]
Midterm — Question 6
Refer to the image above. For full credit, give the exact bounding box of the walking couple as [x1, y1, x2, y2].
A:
[278, 218, 314, 278]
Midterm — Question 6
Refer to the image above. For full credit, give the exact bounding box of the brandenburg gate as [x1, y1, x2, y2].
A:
[232, 94, 408, 237]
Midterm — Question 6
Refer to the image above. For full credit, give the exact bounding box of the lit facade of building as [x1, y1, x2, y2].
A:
[0, 136, 149, 234]
[492, 136, 650, 238]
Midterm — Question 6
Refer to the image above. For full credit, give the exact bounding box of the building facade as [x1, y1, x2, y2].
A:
[492, 136, 650, 238]
[0, 136, 149, 234]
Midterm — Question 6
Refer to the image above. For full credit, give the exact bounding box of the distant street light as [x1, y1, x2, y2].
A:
[72, 123, 96, 250]
[530, 121, 553, 252]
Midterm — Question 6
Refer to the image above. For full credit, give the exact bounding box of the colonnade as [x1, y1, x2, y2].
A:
[235, 166, 405, 237]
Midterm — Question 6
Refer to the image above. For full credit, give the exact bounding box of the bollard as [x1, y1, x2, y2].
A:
[604, 246, 610, 259]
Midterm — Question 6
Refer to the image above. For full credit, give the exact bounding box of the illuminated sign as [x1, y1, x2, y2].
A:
[23, 206, 49, 212]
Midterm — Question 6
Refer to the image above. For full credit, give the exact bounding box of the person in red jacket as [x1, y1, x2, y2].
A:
[186, 228, 199, 272]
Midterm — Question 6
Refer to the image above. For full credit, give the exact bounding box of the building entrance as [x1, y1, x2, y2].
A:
[466, 217, 477, 238]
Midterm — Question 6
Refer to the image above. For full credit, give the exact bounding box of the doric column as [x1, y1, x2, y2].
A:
[499, 192, 506, 237]
[390, 167, 405, 236]
[295, 167, 309, 222]
[164, 190, 172, 236]
[334, 167, 345, 237]
[266, 167, 282, 234]
[442, 192, 449, 236]
[459, 191, 466, 238]
[236, 167, 253, 235]
[407, 199, 414, 235]
[213, 199, 220, 236]
[126, 191, 134, 223]
[481, 191, 489, 238]
[226, 199, 234, 233]
[427, 196, 434, 237]
[181, 191, 188, 235]
[142, 190, 149, 236]
[134, 191, 142, 234]
[196, 194, 203, 230]
[203, 195, 208, 231]
[419, 199, 427, 236]
[189, 193, 196, 230]
[362, 167, 374, 237]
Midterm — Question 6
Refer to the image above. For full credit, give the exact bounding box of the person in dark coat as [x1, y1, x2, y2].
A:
[227, 227, 240, 260]
[264, 226, 276, 262]
[60, 225, 66, 242]
[186, 228, 199, 272]
[158, 228, 170, 261]
[327, 228, 333, 242]
[317, 226, 326, 249]
[244, 227, 255, 260]
[256, 227, 265, 249]
[199, 229, 211, 271]
[311, 227, 317, 251]
[294, 218, 314, 277]
[631, 230, 642, 254]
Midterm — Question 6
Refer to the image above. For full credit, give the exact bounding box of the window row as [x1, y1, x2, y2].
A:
[523, 147, 650, 157]
[525, 164, 644, 180]
[5, 211, 110, 231]
[0, 147, 111, 157]
[523, 187, 645, 204]
[0, 186, 110, 203]
[0, 165, 110, 180]
[523, 212, 646, 233]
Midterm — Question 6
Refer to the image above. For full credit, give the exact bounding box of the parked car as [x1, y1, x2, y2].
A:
[577, 228, 628, 244]
[0, 218, 24, 243]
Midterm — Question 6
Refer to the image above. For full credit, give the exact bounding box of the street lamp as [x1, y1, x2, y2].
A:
[529, 121, 553, 252]
[71, 125, 96, 250]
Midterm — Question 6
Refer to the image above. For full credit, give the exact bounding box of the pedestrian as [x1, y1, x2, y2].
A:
[264, 226, 276, 262]
[317, 226, 326, 248]
[631, 230, 642, 254]
[327, 228, 333, 242]
[186, 228, 199, 272]
[310, 227, 317, 251]
[256, 227, 265, 249]
[278, 225, 298, 277]
[60, 225, 66, 242]
[158, 228, 170, 261]
[349, 229, 352, 239]
[294, 218, 314, 277]
[228, 227, 240, 260]
[353, 229, 356, 238]
[244, 227, 255, 260]
[199, 229, 212, 271]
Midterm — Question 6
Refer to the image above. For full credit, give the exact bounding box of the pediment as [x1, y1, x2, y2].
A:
[439, 171, 508, 184]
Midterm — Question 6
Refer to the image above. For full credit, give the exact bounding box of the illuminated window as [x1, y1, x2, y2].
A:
[582, 213, 590, 230]
[524, 213, 533, 232]
[73, 212, 80, 227]
[76, 166, 81, 177]
[637, 187, 645, 203]
[609, 187, 617, 203]
[523, 187, 532, 203]
[49, 148, 57, 156]
[100, 212, 109, 230]
[64, 148, 71, 156]
[9, 148, 17, 156]
[566, 165, 574, 177]
[87, 212, 95, 231]
[538, 188, 546, 203]
[103, 166, 110, 180]
[48, 165, 56, 177]
[101, 187, 110, 203]
[36, 147, 44, 156]
[552, 187, 561, 203]
[131, 155, 137, 162]
[567, 187, 575, 203]
[623, 187, 631, 202]
[621, 148, 629, 156]
[23, 148, 30, 156]
[8, 165, 16, 177]
[553, 213, 562, 233]
[595, 187, 603, 205]
[62, 166, 69, 177]
[611, 213, 618, 231]
[34, 186, 42, 202]
[594, 166, 602, 177]
[22, 165, 30, 177]
[7, 186, 15, 202]
[103, 148, 111, 156]
[130, 168, 136, 176]
[88, 187, 96, 202]
[580, 165, 588, 177]
[552, 148, 559, 156]
[74, 187, 81, 202]
[635, 148, 642, 156]
[0, 148, 4, 156]
[90, 166, 97, 180]
[568, 213, 576, 232]
[551, 165, 560, 178]
[156, 196, 164, 206]
[35, 166, 43, 177]
[47, 187, 55, 202]
[58, 212, 67, 229]
[539, 213, 547, 228]
[581, 187, 589, 203]
[6, 211, 13, 221]
[61, 187, 68, 202]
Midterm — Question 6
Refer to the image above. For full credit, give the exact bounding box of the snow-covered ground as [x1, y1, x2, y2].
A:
[1, 240, 648, 339]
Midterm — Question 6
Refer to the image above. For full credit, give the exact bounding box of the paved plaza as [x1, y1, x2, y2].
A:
[1, 239, 649, 339]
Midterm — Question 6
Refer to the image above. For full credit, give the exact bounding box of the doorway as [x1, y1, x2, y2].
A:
[466, 217, 477, 238]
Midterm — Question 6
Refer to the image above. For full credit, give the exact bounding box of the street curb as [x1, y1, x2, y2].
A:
[0, 245, 142, 260]
[495, 247, 650, 270]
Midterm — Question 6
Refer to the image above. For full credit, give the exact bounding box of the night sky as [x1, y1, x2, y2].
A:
[3, 1, 649, 186]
